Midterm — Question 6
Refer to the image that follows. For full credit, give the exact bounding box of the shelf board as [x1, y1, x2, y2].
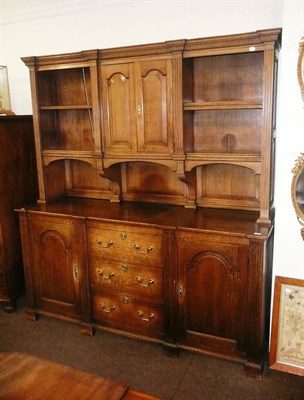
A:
[186, 152, 261, 161]
[41, 149, 97, 166]
[183, 101, 263, 110]
[40, 105, 92, 110]
[184, 152, 262, 172]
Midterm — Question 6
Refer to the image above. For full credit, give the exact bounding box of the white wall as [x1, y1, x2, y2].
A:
[1, 0, 303, 283]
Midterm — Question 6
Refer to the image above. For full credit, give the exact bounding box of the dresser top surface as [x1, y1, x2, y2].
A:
[18, 197, 272, 238]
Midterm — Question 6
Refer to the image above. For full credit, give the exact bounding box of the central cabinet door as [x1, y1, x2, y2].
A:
[101, 59, 173, 156]
[29, 215, 86, 321]
[176, 231, 249, 360]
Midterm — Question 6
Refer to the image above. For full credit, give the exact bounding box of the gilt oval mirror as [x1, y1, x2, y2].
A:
[291, 154, 304, 239]
[298, 37, 304, 101]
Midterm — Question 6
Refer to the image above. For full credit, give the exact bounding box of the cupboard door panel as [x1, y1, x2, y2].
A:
[177, 235, 248, 358]
[29, 218, 83, 319]
[137, 60, 173, 154]
[102, 64, 136, 153]
[37, 230, 75, 304]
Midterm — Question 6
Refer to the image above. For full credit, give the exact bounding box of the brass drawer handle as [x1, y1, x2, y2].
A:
[138, 311, 155, 322]
[134, 244, 153, 254]
[98, 270, 114, 280]
[100, 303, 116, 313]
[136, 277, 154, 288]
[96, 239, 114, 248]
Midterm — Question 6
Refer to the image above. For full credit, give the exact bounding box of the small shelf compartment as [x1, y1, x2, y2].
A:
[196, 164, 260, 211]
[37, 68, 92, 107]
[37, 67, 94, 152]
[40, 109, 94, 151]
[184, 109, 263, 154]
[183, 51, 264, 156]
[183, 52, 264, 104]
[42, 159, 114, 202]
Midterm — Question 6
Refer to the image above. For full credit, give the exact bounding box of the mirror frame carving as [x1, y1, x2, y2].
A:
[297, 37, 304, 101]
[292, 38, 304, 239]
[291, 153, 304, 239]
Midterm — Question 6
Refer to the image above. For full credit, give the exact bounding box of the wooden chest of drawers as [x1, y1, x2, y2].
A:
[87, 220, 165, 339]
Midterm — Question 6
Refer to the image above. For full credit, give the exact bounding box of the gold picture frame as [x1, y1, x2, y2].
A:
[291, 153, 304, 239]
[0, 66, 14, 115]
[298, 37, 304, 102]
[269, 276, 304, 376]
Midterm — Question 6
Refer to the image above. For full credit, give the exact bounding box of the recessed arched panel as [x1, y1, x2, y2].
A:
[137, 60, 173, 154]
[107, 72, 132, 147]
[36, 230, 75, 304]
[102, 64, 135, 152]
[142, 70, 168, 147]
[186, 250, 239, 339]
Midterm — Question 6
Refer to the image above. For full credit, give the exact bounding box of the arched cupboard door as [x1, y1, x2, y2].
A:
[28, 215, 87, 321]
[176, 231, 249, 361]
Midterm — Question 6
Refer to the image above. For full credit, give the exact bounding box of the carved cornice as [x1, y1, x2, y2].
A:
[22, 50, 99, 68]
[99, 40, 186, 60]
[184, 28, 282, 55]
[21, 29, 282, 68]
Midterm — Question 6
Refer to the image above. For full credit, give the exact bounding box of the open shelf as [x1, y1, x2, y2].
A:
[37, 67, 95, 152]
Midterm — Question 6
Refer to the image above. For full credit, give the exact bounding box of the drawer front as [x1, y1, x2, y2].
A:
[92, 291, 163, 337]
[87, 226, 163, 266]
[89, 258, 163, 298]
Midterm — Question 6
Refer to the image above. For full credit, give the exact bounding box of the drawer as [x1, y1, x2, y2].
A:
[87, 225, 163, 266]
[89, 258, 163, 298]
[92, 291, 163, 337]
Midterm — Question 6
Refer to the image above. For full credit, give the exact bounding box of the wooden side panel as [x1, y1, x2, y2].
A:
[0, 116, 38, 310]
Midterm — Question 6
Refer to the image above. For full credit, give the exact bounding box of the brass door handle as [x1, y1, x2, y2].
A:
[96, 239, 114, 248]
[138, 311, 155, 322]
[136, 277, 154, 287]
[134, 244, 153, 254]
[98, 270, 114, 280]
[100, 303, 116, 313]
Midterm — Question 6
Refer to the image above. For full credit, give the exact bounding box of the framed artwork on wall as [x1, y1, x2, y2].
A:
[0, 66, 14, 115]
[269, 276, 304, 376]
